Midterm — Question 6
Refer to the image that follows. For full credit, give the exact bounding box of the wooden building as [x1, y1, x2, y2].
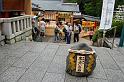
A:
[32, 0, 79, 36]
[0, 0, 32, 18]
[73, 14, 100, 38]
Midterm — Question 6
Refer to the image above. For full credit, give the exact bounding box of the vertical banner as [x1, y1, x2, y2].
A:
[99, 0, 115, 30]
[76, 56, 85, 73]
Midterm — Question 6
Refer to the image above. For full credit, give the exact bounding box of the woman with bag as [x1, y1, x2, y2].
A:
[73, 22, 80, 42]
[54, 23, 60, 42]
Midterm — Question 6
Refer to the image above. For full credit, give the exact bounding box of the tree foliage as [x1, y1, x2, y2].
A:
[65, 0, 124, 17]
[84, 0, 102, 17]
[106, 21, 124, 37]
[64, 0, 78, 3]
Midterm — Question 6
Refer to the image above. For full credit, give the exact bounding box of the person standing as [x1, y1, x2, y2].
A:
[66, 23, 72, 44]
[32, 18, 39, 41]
[73, 22, 81, 42]
[58, 21, 63, 40]
[54, 23, 60, 42]
[39, 18, 46, 37]
[63, 22, 68, 42]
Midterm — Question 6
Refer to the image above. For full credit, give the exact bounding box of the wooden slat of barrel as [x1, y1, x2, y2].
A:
[66, 52, 96, 76]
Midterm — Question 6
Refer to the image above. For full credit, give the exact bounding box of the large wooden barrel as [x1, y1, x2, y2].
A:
[66, 43, 97, 77]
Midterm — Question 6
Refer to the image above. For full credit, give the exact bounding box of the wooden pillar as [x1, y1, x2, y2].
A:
[24, 0, 32, 15]
[69, 12, 73, 25]
[71, 16, 73, 25]
[56, 12, 59, 22]
[119, 26, 124, 47]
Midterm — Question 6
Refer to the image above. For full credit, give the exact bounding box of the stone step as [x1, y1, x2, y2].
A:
[0, 35, 5, 46]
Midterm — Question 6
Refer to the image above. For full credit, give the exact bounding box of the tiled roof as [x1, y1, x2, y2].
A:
[58, 3, 79, 12]
[83, 15, 100, 22]
[32, 0, 79, 12]
[32, 0, 61, 11]
[73, 14, 100, 22]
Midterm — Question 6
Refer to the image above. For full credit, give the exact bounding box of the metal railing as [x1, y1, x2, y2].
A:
[102, 26, 117, 49]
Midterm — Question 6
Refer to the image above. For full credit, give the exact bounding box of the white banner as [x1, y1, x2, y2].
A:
[99, 0, 115, 30]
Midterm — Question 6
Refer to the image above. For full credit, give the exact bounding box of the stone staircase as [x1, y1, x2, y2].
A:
[0, 35, 5, 46]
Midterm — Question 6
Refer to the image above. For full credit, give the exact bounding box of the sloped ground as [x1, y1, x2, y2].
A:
[0, 41, 124, 82]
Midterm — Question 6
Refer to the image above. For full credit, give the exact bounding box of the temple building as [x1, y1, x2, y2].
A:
[32, 0, 79, 36]
[0, 0, 32, 18]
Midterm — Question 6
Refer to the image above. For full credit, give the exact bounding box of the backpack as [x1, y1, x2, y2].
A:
[78, 24, 82, 33]
[63, 27, 67, 33]
[54, 27, 59, 33]
[74, 25, 80, 34]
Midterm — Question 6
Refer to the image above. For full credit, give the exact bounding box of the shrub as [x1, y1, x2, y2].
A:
[92, 20, 124, 42]
[106, 20, 124, 37]
[92, 30, 103, 42]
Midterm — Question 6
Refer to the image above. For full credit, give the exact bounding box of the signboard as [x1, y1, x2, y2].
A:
[58, 12, 72, 18]
[44, 12, 57, 20]
[73, 12, 81, 15]
[99, 0, 115, 30]
[76, 56, 85, 73]
[82, 21, 96, 27]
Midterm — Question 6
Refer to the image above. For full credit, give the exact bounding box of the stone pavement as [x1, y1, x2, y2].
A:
[0, 41, 124, 82]
[40, 35, 92, 46]
[108, 38, 122, 47]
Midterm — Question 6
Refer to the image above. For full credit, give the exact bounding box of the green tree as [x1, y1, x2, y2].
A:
[106, 21, 124, 37]
[84, 0, 102, 17]
[65, 0, 88, 14]
[64, 0, 77, 3]
[65, 0, 124, 17]
[115, 0, 124, 8]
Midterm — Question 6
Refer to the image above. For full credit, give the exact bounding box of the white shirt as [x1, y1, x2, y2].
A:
[40, 21, 46, 28]
[64, 25, 68, 31]
[74, 25, 79, 30]
[74, 24, 79, 33]
[39, 21, 46, 32]
[65, 25, 72, 33]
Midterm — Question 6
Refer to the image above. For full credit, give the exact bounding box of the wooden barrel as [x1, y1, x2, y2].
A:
[66, 43, 97, 77]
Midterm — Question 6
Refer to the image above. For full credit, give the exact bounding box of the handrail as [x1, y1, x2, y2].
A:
[106, 26, 117, 32]
[105, 26, 117, 49]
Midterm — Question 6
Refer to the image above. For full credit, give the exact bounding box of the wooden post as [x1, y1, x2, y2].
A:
[112, 27, 116, 49]
[119, 26, 124, 47]
[24, 0, 32, 15]
[102, 30, 106, 47]
[70, 12, 73, 25]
